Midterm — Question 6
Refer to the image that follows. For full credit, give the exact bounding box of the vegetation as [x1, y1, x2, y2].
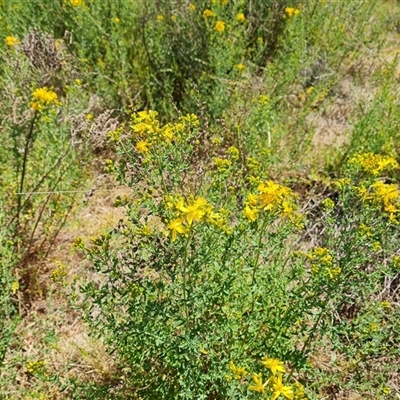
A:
[0, 0, 399, 399]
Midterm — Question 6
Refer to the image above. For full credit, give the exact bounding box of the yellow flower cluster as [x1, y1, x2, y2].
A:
[166, 196, 227, 241]
[227, 146, 239, 160]
[306, 247, 341, 279]
[131, 111, 199, 154]
[244, 181, 300, 223]
[229, 361, 248, 380]
[30, 87, 59, 111]
[285, 7, 300, 17]
[203, 9, 215, 17]
[214, 157, 232, 172]
[248, 357, 306, 399]
[362, 181, 399, 222]
[5, 36, 19, 46]
[236, 13, 246, 22]
[229, 356, 306, 399]
[69, 0, 84, 6]
[349, 153, 398, 176]
[215, 20, 225, 32]
[27, 360, 46, 375]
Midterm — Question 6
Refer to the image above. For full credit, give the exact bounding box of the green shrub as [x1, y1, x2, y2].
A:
[78, 111, 400, 398]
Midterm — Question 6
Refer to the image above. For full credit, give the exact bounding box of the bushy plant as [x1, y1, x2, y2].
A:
[78, 111, 400, 398]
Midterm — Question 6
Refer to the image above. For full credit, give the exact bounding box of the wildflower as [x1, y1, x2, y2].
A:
[27, 360, 46, 375]
[167, 218, 187, 241]
[246, 193, 259, 206]
[258, 95, 269, 105]
[189, 3, 196, 11]
[380, 300, 391, 309]
[321, 198, 334, 210]
[229, 361, 248, 380]
[261, 357, 286, 375]
[349, 153, 398, 176]
[370, 181, 399, 211]
[5, 36, 19, 46]
[157, 15, 164, 21]
[383, 387, 391, 395]
[112, 17, 120, 23]
[135, 140, 150, 154]
[247, 157, 261, 171]
[294, 382, 306, 399]
[244, 205, 259, 222]
[207, 211, 225, 228]
[271, 375, 294, 400]
[11, 281, 19, 294]
[30, 87, 59, 111]
[372, 241, 382, 252]
[203, 9, 214, 17]
[236, 63, 245, 71]
[227, 146, 239, 160]
[285, 7, 300, 17]
[69, 0, 84, 6]
[214, 157, 231, 172]
[178, 197, 209, 225]
[335, 178, 351, 190]
[257, 181, 293, 211]
[249, 373, 266, 393]
[215, 20, 226, 32]
[136, 224, 153, 236]
[281, 201, 296, 218]
[326, 267, 341, 280]
[236, 13, 246, 22]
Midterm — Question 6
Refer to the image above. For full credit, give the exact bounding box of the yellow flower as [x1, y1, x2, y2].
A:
[244, 205, 259, 222]
[86, 113, 94, 120]
[380, 300, 391, 309]
[215, 20, 226, 32]
[203, 9, 214, 17]
[229, 361, 248, 380]
[236, 13, 246, 22]
[11, 281, 19, 294]
[258, 95, 269, 105]
[326, 267, 341, 280]
[27, 360, 46, 375]
[261, 357, 286, 375]
[249, 373, 266, 393]
[349, 153, 398, 176]
[112, 17, 120, 23]
[257, 181, 294, 211]
[167, 218, 187, 241]
[285, 7, 300, 17]
[157, 15, 164, 21]
[214, 157, 231, 172]
[30, 87, 59, 110]
[135, 140, 150, 154]
[69, 0, 84, 6]
[236, 63, 245, 71]
[178, 197, 209, 225]
[5, 36, 19, 46]
[246, 193, 259, 206]
[271, 375, 294, 400]
[189, 3, 196, 11]
[227, 146, 239, 160]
